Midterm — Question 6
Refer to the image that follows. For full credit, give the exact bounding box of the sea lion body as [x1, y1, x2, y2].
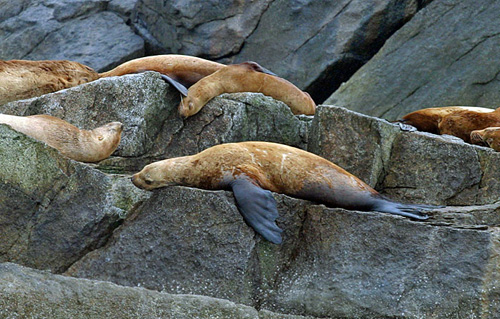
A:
[178, 62, 316, 118]
[132, 142, 433, 244]
[0, 60, 99, 105]
[402, 106, 500, 142]
[471, 127, 500, 151]
[99, 55, 225, 88]
[0, 114, 122, 163]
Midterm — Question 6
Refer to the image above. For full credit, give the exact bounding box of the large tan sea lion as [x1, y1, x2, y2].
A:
[0, 114, 123, 163]
[401, 106, 500, 142]
[177, 62, 316, 118]
[0, 59, 99, 105]
[131, 141, 435, 244]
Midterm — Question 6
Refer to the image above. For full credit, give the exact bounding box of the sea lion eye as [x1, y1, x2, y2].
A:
[144, 179, 153, 185]
[98, 135, 104, 141]
[188, 102, 194, 111]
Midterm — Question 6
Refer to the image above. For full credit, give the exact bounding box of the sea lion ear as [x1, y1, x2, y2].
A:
[240, 61, 277, 76]
[160, 74, 188, 96]
[230, 178, 283, 244]
[98, 135, 104, 141]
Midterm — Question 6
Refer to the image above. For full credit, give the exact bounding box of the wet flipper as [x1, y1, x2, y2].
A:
[230, 179, 283, 244]
[373, 198, 443, 220]
[160, 74, 188, 96]
[240, 61, 278, 76]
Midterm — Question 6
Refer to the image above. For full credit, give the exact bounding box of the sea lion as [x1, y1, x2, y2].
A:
[471, 127, 500, 151]
[0, 59, 99, 105]
[0, 114, 123, 163]
[177, 62, 316, 118]
[131, 142, 435, 244]
[401, 106, 500, 142]
[99, 55, 226, 95]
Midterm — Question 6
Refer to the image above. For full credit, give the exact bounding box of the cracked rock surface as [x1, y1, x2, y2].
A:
[326, 0, 500, 119]
[1, 73, 500, 318]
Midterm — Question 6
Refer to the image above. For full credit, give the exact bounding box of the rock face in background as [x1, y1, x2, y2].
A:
[326, 0, 500, 119]
[1, 74, 500, 318]
[133, 0, 426, 102]
[0, 0, 144, 71]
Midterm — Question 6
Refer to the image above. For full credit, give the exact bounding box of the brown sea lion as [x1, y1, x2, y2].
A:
[131, 142, 435, 244]
[0, 114, 123, 163]
[471, 127, 500, 151]
[177, 62, 316, 118]
[401, 106, 500, 142]
[0, 59, 99, 105]
[99, 55, 225, 94]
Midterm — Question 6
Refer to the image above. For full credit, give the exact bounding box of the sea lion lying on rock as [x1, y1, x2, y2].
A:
[177, 62, 316, 118]
[0, 114, 123, 163]
[471, 127, 500, 151]
[401, 106, 500, 143]
[131, 141, 436, 244]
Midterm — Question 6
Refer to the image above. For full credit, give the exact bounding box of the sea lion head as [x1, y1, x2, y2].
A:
[471, 127, 500, 151]
[88, 121, 123, 161]
[131, 157, 186, 190]
[178, 94, 204, 118]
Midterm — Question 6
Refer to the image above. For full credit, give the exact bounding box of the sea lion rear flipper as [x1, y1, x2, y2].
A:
[240, 61, 278, 77]
[230, 179, 283, 244]
[160, 74, 188, 96]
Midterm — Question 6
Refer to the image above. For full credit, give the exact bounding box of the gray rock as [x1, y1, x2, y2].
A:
[133, 0, 425, 102]
[0, 0, 144, 71]
[0, 124, 149, 273]
[1, 72, 311, 173]
[326, 0, 500, 120]
[309, 105, 500, 206]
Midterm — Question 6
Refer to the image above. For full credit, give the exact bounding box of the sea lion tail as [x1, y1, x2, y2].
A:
[372, 198, 442, 220]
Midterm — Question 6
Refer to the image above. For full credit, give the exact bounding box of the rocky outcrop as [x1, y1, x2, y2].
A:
[0, 263, 315, 319]
[0, 0, 144, 71]
[326, 0, 500, 119]
[133, 0, 427, 102]
[1, 73, 500, 318]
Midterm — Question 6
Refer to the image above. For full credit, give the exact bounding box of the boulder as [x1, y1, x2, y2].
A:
[1, 72, 311, 172]
[0, 263, 315, 319]
[0, 124, 149, 273]
[326, 0, 500, 120]
[132, 0, 426, 102]
[0, 0, 144, 71]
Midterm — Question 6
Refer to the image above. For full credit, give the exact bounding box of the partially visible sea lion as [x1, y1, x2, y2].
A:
[177, 62, 316, 118]
[471, 127, 500, 151]
[0, 114, 123, 163]
[0, 60, 99, 105]
[131, 142, 435, 244]
[401, 106, 500, 142]
[99, 55, 226, 95]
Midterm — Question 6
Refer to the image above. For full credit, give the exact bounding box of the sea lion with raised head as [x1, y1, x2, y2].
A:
[471, 127, 500, 151]
[177, 62, 316, 118]
[0, 59, 99, 105]
[0, 114, 123, 163]
[131, 142, 435, 244]
[401, 106, 500, 142]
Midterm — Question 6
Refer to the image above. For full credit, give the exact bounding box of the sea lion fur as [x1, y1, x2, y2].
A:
[0, 114, 123, 163]
[131, 142, 435, 244]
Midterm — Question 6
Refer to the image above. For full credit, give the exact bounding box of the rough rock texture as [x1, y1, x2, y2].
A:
[309, 105, 500, 205]
[1, 72, 311, 172]
[0, 263, 316, 319]
[0, 0, 144, 71]
[133, 0, 427, 102]
[1, 73, 500, 318]
[0, 124, 148, 273]
[326, 0, 500, 120]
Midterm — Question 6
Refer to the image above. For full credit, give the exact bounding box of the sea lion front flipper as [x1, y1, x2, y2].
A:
[160, 74, 188, 96]
[230, 179, 283, 244]
[240, 61, 278, 76]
